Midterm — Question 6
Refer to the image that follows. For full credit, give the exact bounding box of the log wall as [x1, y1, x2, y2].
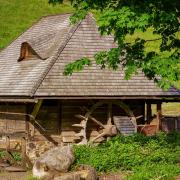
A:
[0, 100, 145, 146]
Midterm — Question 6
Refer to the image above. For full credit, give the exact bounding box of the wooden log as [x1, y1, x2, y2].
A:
[31, 100, 43, 119]
[6, 136, 10, 151]
[75, 129, 85, 137]
[156, 103, 162, 131]
[88, 115, 105, 128]
[21, 137, 26, 168]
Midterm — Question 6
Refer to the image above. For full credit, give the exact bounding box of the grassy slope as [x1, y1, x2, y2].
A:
[0, 0, 73, 50]
[0, 0, 179, 114]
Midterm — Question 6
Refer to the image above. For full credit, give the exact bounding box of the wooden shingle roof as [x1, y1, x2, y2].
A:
[0, 14, 73, 96]
[0, 13, 179, 99]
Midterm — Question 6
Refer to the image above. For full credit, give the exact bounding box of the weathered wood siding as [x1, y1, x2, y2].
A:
[29, 100, 60, 145]
[0, 103, 26, 150]
[0, 100, 145, 146]
[0, 104, 26, 133]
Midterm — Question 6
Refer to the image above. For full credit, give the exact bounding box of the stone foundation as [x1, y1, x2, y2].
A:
[26, 141, 55, 163]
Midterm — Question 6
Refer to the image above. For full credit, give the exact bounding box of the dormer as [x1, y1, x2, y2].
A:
[18, 42, 40, 61]
[18, 28, 69, 62]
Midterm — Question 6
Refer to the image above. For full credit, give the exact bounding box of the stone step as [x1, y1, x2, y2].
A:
[4, 166, 26, 172]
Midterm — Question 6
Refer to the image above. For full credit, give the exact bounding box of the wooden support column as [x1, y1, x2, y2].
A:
[142, 101, 146, 124]
[156, 103, 162, 131]
[21, 137, 26, 167]
[26, 105, 30, 140]
[6, 136, 10, 151]
[31, 99, 43, 118]
[107, 103, 112, 125]
[30, 99, 43, 136]
[146, 103, 152, 123]
[58, 100, 62, 135]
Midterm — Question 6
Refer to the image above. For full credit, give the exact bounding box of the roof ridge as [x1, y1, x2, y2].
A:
[40, 13, 73, 19]
[30, 20, 82, 97]
[0, 13, 73, 53]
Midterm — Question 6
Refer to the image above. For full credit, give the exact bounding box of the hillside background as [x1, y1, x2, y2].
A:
[0, 0, 73, 50]
[0, 0, 179, 115]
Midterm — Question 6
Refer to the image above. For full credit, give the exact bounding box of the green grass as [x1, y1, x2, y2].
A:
[0, 0, 73, 50]
[73, 132, 180, 179]
[151, 103, 180, 116]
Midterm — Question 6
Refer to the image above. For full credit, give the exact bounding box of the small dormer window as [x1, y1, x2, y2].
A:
[18, 31, 67, 62]
[18, 42, 37, 61]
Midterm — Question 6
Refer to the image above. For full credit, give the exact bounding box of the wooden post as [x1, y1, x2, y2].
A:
[58, 100, 62, 135]
[156, 103, 162, 131]
[30, 99, 43, 137]
[21, 137, 33, 169]
[6, 136, 10, 151]
[146, 103, 152, 123]
[142, 101, 145, 124]
[26, 105, 30, 140]
[175, 117, 178, 131]
[31, 99, 43, 118]
[21, 137, 26, 167]
[107, 103, 112, 125]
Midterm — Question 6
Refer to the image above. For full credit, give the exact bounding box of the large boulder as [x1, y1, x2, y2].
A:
[33, 146, 75, 179]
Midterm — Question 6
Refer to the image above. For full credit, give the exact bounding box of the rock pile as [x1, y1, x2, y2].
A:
[33, 146, 97, 180]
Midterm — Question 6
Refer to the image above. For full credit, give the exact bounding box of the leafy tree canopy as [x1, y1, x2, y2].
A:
[49, 0, 180, 89]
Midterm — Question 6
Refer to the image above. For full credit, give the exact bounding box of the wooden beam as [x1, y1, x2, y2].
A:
[0, 99, 37, 103]
[156, 103, 162, 131]
[26, 105, 30, 140]
[31, 99, 43, 119]
[30, 99, 43, 137]
[34, 96, 180, 101]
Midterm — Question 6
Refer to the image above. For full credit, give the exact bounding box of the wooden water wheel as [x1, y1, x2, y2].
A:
[72, 100, 139, 144]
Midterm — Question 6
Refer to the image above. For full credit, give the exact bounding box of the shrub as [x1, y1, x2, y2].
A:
[73, 132, 180, 179]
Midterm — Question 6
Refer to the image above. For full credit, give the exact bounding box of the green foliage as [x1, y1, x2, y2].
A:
[63, 57, 91, 75]
[73, 132, 180, 179]
[0, 151, 21, 162]
[0, 151, 5, 159]
[26, 175, 39, 180]
[51, 0, 180, 89]
[12, 152, 22, 162]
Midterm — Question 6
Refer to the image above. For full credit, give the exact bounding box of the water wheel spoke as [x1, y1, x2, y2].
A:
[91, 132, 106, 143]
[88, 115, 105, 128]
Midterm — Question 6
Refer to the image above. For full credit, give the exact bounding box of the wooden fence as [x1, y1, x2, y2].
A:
[161, 116, 180, 132]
